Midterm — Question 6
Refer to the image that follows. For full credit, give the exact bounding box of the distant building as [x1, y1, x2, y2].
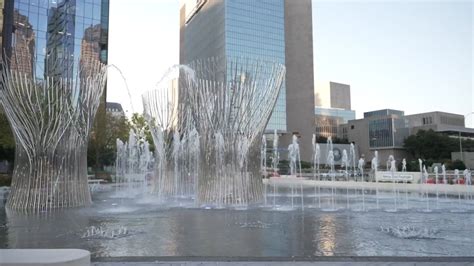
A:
[315, 81, 351, 110]
[106, 102, 125, 118]
[405, 111, 474, 138]
[339, 109, 410, 163]
[180, 0, 315, 161]
[10, 9, 35, 75]
[1, 0, 109, 79]
[1, 0, 110, 119]
[339, 109, 474, 165]
[314, 81, 355, 140]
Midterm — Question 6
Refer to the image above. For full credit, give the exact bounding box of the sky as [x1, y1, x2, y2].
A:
[107, 0, 473, 127]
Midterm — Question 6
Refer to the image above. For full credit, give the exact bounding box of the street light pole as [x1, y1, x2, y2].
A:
[460, 112, 474, 163]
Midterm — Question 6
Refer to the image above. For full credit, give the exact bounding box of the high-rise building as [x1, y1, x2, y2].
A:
[315, 81, 352, 110]
[1, 0, 109, 80]
[180, 0, 315, 160]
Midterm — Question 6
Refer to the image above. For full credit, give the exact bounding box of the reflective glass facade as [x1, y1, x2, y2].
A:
[368, 116, 409, 149]
[182, 0, 225, 63]
[182, 0, 287, 132]
[225, 0, 286, 131]
[2, 0, 109, 79]
[314, 107, 355, 123]
[364, 109, 404, 118]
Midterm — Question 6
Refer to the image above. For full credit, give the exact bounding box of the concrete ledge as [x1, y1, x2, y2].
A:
[0, 249, 90, 266]
[265, 178, 473, 196]
[92, 256, 474, 266]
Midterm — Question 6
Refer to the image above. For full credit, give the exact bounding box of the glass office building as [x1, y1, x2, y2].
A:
[226, 0, 286, 131]
[2, 0, 109, 79]
[181, 0, 287, 132]
[366, 109, 409, 149]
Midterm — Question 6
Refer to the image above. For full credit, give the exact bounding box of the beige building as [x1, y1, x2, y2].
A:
[315, 81, 351, 110]
[340, 109, 474, 166]
[405, 111, 474, 137]
[339, 109, 410, 164]
[314, 81, 355, 140]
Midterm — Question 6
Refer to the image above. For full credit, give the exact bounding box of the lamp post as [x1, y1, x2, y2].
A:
[460, 112, 474, 162]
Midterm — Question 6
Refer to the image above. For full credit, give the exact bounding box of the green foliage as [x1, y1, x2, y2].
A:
[402, 160, 421, 172]
[130, 113, 155, 152]
[445, 160, 466, 171]
[316, 136, 350, 144]
[87, 112, 155, 171]
[404, 129, 474, 161]
[88, 109, 131, 169]
[300, 160, 312, 169]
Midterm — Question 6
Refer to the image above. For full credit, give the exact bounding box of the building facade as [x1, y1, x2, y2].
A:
[314, 81, 355, 140]
[339, 109, 410, 164]
[339, 109, 474, 166]
[315, 81, 351, 110]
[106, 102, 125, 118]
[1, 0, 109, 80]
[405, 111, 474, 137]
[180, 0, 315, 161]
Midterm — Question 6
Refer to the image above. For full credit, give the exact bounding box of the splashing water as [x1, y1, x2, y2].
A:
[82, 225, 131, 239]
[380, 226, 439, 239]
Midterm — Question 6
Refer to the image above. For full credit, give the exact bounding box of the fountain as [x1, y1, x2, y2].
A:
[288, 135, 301, 177]
[142, 57, 285, 206]
[349, 143, 356, 178]
[372, 151, 379, 172]
[115, 129, 154, 197]
[272, 130, 280, 176]
[419, 158, 423, 178]
[312, 134, 321, 179]
[0, 57, 107, 212]
[358, 157, 365, 180]
[342, 149, 349, 177]
[341, 149, 350, 208]
[372, 151, 379, 208]
[261, 135, 267, 175]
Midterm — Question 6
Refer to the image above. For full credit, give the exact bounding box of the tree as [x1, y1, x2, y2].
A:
[403, 129, 472, 161]
[316, 135, 350, 144]
[88, 111, 131, 170]
[87, 112, 154, 172]
[445, 160, 466, 171]
[129, 113, 155, 152]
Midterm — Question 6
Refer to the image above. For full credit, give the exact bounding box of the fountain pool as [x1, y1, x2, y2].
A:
[0, 184, 473, 259]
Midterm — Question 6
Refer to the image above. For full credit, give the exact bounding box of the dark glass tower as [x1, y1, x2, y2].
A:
[1, 0, 109, 80]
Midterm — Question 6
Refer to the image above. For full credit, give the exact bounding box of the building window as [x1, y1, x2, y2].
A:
[350, 125, 354, 130]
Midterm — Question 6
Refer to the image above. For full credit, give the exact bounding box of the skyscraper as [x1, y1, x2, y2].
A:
[180, 0, 315, 160]
[1, 0, 109, 79]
